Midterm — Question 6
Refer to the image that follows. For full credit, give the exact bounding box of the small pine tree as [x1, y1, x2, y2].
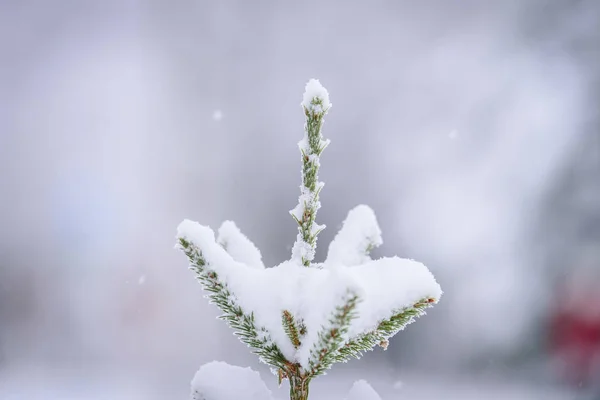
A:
[176, 79, 442, 400]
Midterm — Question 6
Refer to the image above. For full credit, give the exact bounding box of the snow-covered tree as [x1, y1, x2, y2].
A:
[176, 79, 442, 400]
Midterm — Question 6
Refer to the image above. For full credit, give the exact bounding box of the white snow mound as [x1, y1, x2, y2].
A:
[346, 379, 382, 400]
[326, 205, 383, 267]
[191, 361, 273, 400]
[217, 220, 265, 269]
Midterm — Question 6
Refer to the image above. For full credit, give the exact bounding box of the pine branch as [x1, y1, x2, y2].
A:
[282, 310, 302, 349]
[290, 80, 331, 266]
[178, 237, 287, 369]
[308, 291, 359, 376]
[334, 297, 437, 363]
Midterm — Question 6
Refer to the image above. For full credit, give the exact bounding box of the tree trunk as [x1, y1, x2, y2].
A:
[289, 373, 310, 400]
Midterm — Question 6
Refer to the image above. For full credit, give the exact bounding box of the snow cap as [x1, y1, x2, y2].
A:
[302, 79, 331, 114]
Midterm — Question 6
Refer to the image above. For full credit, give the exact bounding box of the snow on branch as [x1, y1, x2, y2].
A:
[307, 290, 360, 376]
[335, 297, 436, 363]
[217, 220, 265, 269]
[290, 79, 332, 266]
[302, 78, 331, 116]
[177, 222, 287, 368]
[326, 205, 382, 267]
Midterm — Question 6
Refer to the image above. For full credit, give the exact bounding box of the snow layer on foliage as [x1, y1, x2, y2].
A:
[217, 221, 264, 269]
[289, 184, 324, 222]
[177, 213, 441, 368]
[344, 257, 439, 338]
[289, 183, 325, 264]
[346, 380, 382, 400]
[326, 205, 383, 267]
[302, 78, 331, 113]
[191, 361, 272, 400]
[291, 234, 317, 264]
[178, 219, 361, 361]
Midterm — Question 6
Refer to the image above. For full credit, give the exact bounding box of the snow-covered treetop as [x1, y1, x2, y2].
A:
[176, 79, 441, 399]
[302, 78, 331, 115]
[177, 214, 441, 370]
[290, 78, 333, 266]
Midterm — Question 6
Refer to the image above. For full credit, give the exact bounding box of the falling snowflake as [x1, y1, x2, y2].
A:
[393, 380, 404, 390]
[212, 110, 223, 121]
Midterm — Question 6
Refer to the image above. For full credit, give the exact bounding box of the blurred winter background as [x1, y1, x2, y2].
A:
[1, 1, 599, 399]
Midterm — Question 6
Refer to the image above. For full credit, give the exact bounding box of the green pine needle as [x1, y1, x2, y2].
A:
[308, 291, 359, 376]
[178, 237, 287, 369]
[334, 297, 436, 363]
[282, 310, 302, 349]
